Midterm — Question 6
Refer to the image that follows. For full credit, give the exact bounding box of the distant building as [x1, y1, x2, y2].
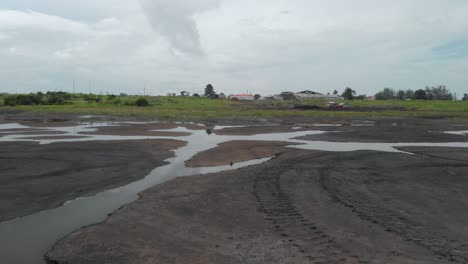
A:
[219, 93, 227, 99]
[272, 94, 284, 101]
[295, 90, 341, 100]
[367, 96, 376, 100]
[280, 92, 300, 101]
[229, 94, 255, 101]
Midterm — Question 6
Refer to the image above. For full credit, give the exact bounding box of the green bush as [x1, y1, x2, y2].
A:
[17, 94, 41, 105]
[47, 95, 65, 105]
[135, 98, 149, 107]
[3, 94, 43, 106]
[4, 95, 18, 106]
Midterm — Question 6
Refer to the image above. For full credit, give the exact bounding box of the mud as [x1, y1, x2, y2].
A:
[213, 125, 310, 135]
[2, 113, 468, 263]
[20, 121, 81, 128]
[297, 125, 468, 142]
[80, 123, 191, 137]
[17, 136, 92, 140]
[0, 128, 66, 137]
[47, 149, 468, 263]
[186, 140, 296, 167]
[0, 139, 185, 222]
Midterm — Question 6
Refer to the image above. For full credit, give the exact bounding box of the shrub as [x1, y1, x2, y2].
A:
[47, 95, 65, 105]
[3, 94, 42, 106]
[4, 95, 18, 106]
[83, 94, 102, 103]
[375, 88, 396, 100]
[17, 94, 41, 105]
[413, 89, 428, 100]
[341, 87, 356, 100]
[135, 98, 149, 107]
[425, 85, 453, 100]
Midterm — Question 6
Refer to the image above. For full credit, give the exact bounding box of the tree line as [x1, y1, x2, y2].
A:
[1, 92, 151, 107]
[374, 85, 454, 100]
[338, 85, 458, 100]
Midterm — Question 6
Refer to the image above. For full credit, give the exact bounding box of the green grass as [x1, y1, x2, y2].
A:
[1, 95, 468, 120]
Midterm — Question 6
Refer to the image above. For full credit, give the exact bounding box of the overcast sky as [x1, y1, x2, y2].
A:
[1, 0, 467, 96]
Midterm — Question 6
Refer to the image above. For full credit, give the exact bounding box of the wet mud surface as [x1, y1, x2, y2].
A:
[0, 139, 185, 222]
[80, 123, 191, 137]
[47, 149, 468, 263]
[17, 135, 92, 140]
[296, 124, 468, 143]
[213, 125, 313, 135]
[0, 129, 66, 137]
[186, 140, 296, 167]
[2, 113, 468, 263]
[397, 146, 468, 162]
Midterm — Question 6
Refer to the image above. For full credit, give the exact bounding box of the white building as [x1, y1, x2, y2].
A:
[295, 90, 342, 100]
[229, 94, 255, 101]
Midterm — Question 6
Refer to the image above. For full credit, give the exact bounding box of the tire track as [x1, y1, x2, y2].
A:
[318, 169, 468, 263]
[253, 163, 365, 264]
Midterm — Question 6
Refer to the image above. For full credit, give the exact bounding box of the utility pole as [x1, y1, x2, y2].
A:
[144, 86, 146, 96]
[73, 80, 75, 94]
[88, 80, 91, 94]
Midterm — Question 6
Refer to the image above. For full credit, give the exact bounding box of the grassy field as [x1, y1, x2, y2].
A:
[1, 95, 468, 120]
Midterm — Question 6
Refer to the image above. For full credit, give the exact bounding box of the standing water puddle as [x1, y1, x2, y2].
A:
[1, 123, 468, 263]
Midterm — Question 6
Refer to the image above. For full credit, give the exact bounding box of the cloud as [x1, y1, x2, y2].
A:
[0, 10, 88, 34]
[1, 1, 468, 96]
[139, 0, 219, 55]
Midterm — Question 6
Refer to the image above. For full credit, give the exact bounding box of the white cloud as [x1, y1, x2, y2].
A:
[0, 1, 468, 96]
[0, 10, 88, 34]
[139, 0, 219, 56]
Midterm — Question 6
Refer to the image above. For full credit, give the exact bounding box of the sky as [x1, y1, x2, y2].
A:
[0, 0, 467, 97]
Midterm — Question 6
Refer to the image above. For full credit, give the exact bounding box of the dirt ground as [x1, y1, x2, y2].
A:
[46, 149, 468, 264]
[296, 125, 468, 142]
[2, 113, 468, 263]
[186, 140, 297, 167]
[80, 123, 192, 137]
[17, 135, 92, 140]
[0, 139, 185, 222]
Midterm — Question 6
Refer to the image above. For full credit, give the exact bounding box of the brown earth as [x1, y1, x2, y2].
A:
[0, 139, 185, 222]
[0, 130, 66, 137]
[186, 140, 297, 167]
[17, 135, 92, 140]
[46, 149, 468, 264]
[397, 146, 468, 162]
[81, 123, 191, 137]
[213, 125, 313, 136]
[296, 125, 468, 143]
[20, 121, 81, 127]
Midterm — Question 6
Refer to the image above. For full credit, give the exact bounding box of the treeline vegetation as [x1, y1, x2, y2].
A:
[340, 87, 366, 100]
[375, 85, 454, 100]
[336, 85, 457, 101]
[1, 92, 150, 107]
